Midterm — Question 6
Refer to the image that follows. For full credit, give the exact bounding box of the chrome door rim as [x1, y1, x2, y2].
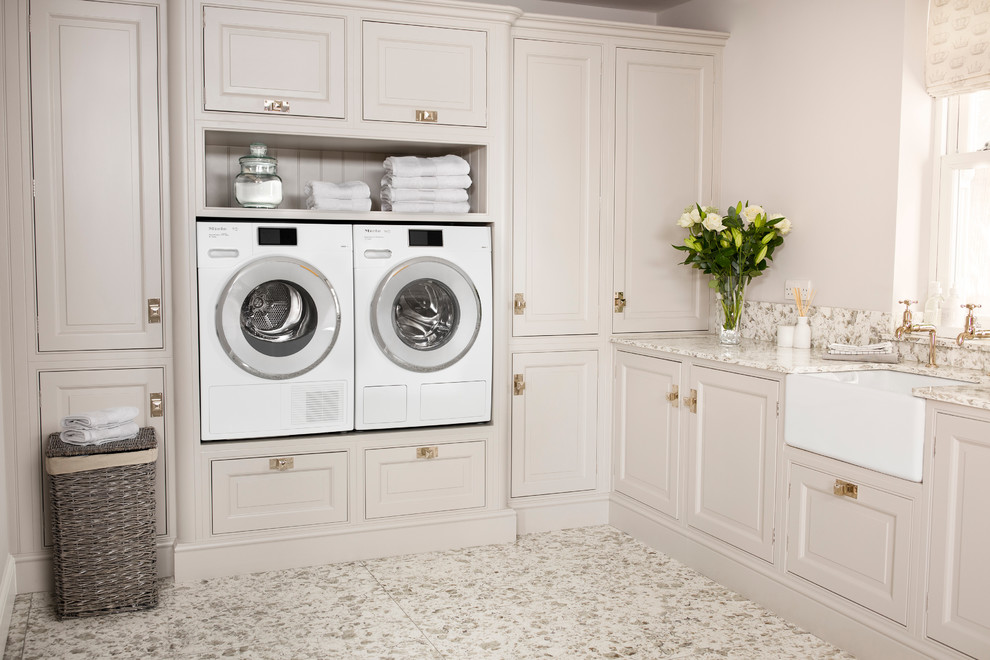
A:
[216, 256, 340, 380]
[370, 257, 481, 372]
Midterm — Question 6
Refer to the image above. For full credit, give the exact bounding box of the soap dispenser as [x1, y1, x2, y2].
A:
[943, 283, 965, 330]
[922, 281, 943, 326]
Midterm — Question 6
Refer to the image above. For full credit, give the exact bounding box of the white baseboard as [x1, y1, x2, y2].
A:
[510, 491, 609, 534]
[609, 494, 959, 660]
[15, 538, 175, 595]
[0, 554, 15, 650]
[174, 509, 518, 582]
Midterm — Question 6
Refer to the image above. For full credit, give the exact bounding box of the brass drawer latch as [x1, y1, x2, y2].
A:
[666, 385, 679, 407]
[833, 479, 858, 499]
[269, 457, 294, 471]
[513, 293, 526, 315]
[683, 388, 697, 414]
[264, 99, 290, 113]
[416, 109, 438, 122]
[416, 446, 439, 459]
[513, 374, 525, 396]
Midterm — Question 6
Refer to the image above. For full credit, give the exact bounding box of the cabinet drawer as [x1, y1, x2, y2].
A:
[365, 441, 485, 519]
[203, 6, 346, 119]
[362, 22, 487, 127]
[786, 463, 913, 625]
[212, 452, 348, 534]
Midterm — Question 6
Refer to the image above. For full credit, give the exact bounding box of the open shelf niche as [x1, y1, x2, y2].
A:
[202, 129, 489, 217]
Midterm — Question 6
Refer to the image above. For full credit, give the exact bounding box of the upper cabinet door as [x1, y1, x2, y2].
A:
[512, 39, 601, 337]
[363, 22, 487, 127]
[30, 0, 164, 352]
[203, 6, 346, 119]
[613, 48, 715, 333]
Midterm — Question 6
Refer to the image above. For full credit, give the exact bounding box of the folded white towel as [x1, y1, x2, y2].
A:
[303, 180, 371, 200]
[381, 187, 469, 203]
[381, 174, 472, 190]
[61, 406, 139, 430]
[60, 421, 140, 446]
[305, 197, 373, 212]
[383, 155, 470, 177]
[827, 341, 894, 355]
[382, 201, 471, 213]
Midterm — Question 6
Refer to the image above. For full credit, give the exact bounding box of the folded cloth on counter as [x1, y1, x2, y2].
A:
[383, 154, 470, 177]
[821, 352, 900, 363]
[61, 406, 139, 430]
[381, 201, 471, 213]
[381, 174, 472, 190]
[304, 180, 371, 200]
[826, 341, 894, 355]
[305, 197, 373, 212]
[60, 421, 140, 446]
[380, 186, 469, 203]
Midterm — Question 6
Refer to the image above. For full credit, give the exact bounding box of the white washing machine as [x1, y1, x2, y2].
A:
[197, 221, 353, 440]
[353, 224, 492, 430]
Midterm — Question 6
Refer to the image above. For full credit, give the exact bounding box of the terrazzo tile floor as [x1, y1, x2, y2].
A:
[3, 526, 855, 659]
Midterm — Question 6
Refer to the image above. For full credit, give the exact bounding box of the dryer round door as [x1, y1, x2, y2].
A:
[371, 257, 481, 372]
[216, 257, 341, 380]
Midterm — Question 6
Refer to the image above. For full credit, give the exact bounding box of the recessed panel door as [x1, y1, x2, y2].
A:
[30, 0, 164, 351]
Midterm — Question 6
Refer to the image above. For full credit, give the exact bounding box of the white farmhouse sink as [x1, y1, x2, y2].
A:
[784, 370, 970, 481]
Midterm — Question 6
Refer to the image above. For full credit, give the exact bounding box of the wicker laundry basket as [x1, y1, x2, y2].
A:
[44, 427, 159, 618]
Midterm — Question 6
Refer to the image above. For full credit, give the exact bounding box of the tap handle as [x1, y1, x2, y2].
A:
[963, 303, 982, 311]
[898, 299, 917, 323]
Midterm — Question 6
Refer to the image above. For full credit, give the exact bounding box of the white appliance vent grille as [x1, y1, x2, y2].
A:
[291, 385, 343, 426]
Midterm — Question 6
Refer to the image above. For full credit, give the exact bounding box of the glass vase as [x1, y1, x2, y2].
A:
[716, 274, 746, 345]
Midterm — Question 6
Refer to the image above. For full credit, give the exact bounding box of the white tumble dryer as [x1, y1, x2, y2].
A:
[197, 221, 353, 440]
[353, 224, 492, 430]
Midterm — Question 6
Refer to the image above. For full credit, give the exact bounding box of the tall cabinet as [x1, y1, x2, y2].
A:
[4, 0, 174, 592]
[508, 17, 725, 526]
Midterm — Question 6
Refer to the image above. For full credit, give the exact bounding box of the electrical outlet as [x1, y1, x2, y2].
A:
[784, 279, 813, 300]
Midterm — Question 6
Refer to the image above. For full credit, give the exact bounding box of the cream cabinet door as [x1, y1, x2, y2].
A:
[686, 365, 778, 562]
[203, 6, 346, 119]
[613, 48, 714, 333]
[786, 462, 913, 625]
[511, 39, 601, 337]
[613, 350, 680, 519]
[212, 452, 348, 534]
[30, 0, 164, 352]
[362, 21, 487, 127]
[927, 412, 990, 657]
[39, 368, 167, 539]
[511, 351, 597, 497]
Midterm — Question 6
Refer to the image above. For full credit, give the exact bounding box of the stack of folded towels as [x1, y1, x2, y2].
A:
[824, 341, 898, 362]
[381, 155, 471, 213]
[59, 406, 140, 446]
[304, 180, 372, 211]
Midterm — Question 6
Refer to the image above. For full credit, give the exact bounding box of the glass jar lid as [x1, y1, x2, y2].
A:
[239, 143, 277, 173]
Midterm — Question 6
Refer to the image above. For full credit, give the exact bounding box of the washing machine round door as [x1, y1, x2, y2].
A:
[216, 257, 340, 380]
[371, 257, 481, 372]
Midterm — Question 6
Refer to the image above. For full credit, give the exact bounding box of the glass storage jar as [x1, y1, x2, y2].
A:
[234, 143, 283, 208]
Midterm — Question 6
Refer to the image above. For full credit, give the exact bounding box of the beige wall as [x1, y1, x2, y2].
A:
[655, 0, 933, 312]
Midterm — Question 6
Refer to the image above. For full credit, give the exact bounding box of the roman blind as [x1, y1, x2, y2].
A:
[926, 0, 990, 97]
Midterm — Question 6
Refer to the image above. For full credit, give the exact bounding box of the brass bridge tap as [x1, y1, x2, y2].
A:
[894, 299, 939, 367]
[956, 304, 990, 346]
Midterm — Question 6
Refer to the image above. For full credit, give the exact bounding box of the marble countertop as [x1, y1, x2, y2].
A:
[612, 334, 990, 412]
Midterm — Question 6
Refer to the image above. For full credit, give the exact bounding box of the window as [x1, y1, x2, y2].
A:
[934, 89, 990, 326]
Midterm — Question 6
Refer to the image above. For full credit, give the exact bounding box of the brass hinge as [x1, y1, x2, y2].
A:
[665, 385, 679, 407]
[269, 457, 294, 471]
[682, 388, 697, 414]
[776, 402, 780, 417]
[771, 528, 775, 545]
[149, 392, 163, 418]
[513, 374, 525, 396]
[614, 291, 626, 313]
[513, 293, 526, 315]
[833, 479, 858, 499]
